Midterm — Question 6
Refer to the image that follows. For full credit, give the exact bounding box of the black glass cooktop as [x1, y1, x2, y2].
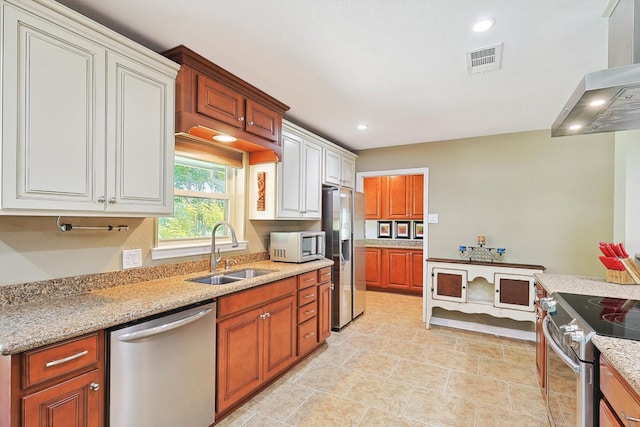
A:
[558, 292, 640, 341]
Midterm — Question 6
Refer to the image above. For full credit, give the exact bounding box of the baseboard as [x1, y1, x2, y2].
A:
[429, 316, 535, 342]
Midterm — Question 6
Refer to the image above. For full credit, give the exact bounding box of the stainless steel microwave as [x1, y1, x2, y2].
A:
[270, 231, 325, 263]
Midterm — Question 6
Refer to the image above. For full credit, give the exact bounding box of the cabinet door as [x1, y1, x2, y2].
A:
[323, 149, 342, 186]
[341, 157, 355, 188]
[365, 248, 383, 287]
[216, 307, 263, 414]
[386, 249, 411, 290]
[411, 175, 424, 219]
[23, 369, 102, 427]
[386, 176, 411, 219]
[302, 140, 322, 218]
[262, 296, 297, 382]
[432, 268, 467, 302]
[246, 99, 280, 142]
[600, 399, 623, 427]
[364, 177, 384, 219]
[409, 250, 424, 293]
[106, 52, 174, 215]
[196, 74, 244, 128]
[494, 274, 535, 311]
[2, 5, 106, 211]
[277, 133, 302, 218]
[317, 282, 332, 343]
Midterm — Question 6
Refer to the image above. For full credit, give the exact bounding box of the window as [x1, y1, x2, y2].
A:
[153, 151, 246, 260]
[158, 156, 231, 241]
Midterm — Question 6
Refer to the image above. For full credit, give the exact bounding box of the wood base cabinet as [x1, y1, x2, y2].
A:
[216, 278, 297, 415]
[0, 332, 104, 427]
[366, 247, 424, 295]
[599, 355, 640, 427]
[535, 282, 547, 392]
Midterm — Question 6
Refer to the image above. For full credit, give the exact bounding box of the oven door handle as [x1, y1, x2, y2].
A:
[542, 316, 581, 374]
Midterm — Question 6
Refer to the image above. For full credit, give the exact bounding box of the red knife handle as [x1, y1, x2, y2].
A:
[620, 243, 630, 258]
[611, 243, 625, 258]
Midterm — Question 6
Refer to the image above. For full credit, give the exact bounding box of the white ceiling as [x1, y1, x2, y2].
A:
[56, 0, 610, 151]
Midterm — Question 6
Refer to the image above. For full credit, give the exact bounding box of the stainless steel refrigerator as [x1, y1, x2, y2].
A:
[322, 185, 366, 330]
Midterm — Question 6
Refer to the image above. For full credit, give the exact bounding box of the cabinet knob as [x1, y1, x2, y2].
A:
[238, 116, 245, 122]
[108, 197, 117, 204]
[249, 121, 254, 125]
[97, 196, 106, 203]
[89, 382, 100, 392]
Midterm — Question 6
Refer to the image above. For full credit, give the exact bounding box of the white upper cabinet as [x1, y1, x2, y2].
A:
[323, 146, 356, 189]
[248, 120, 355, 220]
[0, 0, 179, 216]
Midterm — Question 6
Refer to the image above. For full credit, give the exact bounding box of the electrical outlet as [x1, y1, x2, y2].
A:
[427, 214, 439, 224]
[122, 249, 142, 269]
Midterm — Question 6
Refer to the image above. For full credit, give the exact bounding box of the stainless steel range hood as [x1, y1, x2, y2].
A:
[551, 0, 640, 137]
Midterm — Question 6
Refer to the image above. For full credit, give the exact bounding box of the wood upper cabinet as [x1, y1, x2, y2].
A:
[387, 175, 423, 219]
[0, 332, 105, 427]
[196, 74, 280, 142]
[363, 175, 423, 220]
[163, 45, 290, 164]
[0, 1, 177, 216]
[364, 177, 384, 219]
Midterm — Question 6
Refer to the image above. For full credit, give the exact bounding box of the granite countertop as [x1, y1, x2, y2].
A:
[0, 259, 332, 355]
[365, 238, 423, 250]
[535, 272, 640, 396]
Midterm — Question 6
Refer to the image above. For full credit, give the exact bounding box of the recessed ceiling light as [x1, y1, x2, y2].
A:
[213, 134, 237, 143]
[473, 18, 495, 32]
[357, 124, 368, 130]
[589, 99, 606, 107]
[569, 124, 583, 131]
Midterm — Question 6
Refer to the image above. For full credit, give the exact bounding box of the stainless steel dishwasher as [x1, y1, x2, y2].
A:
[108, 301, 216, 427]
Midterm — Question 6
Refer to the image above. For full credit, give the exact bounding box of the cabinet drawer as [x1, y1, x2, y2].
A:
[297, 286, 317, 306]
[318, 267, 331, 284]
[297, 318, 318, 355]
[23, 333, 99, 388]
[297, 271, 318, 289]
[297, 301, 317, 324]
[600, 356, 640, 425]
[218, 277, 296, 318]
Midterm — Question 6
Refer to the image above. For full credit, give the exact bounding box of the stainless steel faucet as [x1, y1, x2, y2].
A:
[211, 221, 239, 271]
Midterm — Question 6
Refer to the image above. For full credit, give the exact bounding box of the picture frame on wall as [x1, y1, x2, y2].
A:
[377, 221, 392, 238]
[395, 221, 410, 239]
[413, 221, 424, 239]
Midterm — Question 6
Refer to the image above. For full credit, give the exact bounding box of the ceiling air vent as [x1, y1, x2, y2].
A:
[466, 43, 503, 74]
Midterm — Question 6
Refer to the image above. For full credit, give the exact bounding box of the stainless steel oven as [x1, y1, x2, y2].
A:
[541, 293, 596, 427]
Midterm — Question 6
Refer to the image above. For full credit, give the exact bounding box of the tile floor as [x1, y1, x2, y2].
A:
[217, 291, 550, 427]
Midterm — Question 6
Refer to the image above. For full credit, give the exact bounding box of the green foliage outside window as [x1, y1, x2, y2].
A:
[158, 157, 229, 241]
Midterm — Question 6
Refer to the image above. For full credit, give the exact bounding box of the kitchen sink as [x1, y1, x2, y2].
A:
[223, 269, 275, 279]
[188, 275, 242, 285]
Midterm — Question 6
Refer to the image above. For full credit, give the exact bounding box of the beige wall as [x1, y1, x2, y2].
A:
[0, 213, 322, 286]
[356, 130, 615, 276]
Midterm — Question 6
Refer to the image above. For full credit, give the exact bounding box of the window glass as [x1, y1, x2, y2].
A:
[159, 156, 231, 241]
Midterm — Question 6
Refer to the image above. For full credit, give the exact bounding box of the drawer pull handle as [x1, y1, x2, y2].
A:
[622, 411, 640, 423]
[304, 294, 315, 299]
[45, 350, 89, 368]
[305, 278, 315, 282]
[304, 332, 315, 339]
[89, 382, 100, 392]
[304, 309, 315, 315]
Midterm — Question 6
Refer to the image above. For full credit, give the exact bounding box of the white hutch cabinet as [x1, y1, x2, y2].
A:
[426, 258, 545, 329]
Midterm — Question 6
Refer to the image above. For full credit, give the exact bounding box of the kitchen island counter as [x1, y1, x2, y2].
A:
[535, 272, 640, 396]
[0, 259, 332, 355]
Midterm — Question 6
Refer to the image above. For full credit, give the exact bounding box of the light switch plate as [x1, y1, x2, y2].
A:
[122, 249, 142, 269]
[427, 214, 439, 224]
